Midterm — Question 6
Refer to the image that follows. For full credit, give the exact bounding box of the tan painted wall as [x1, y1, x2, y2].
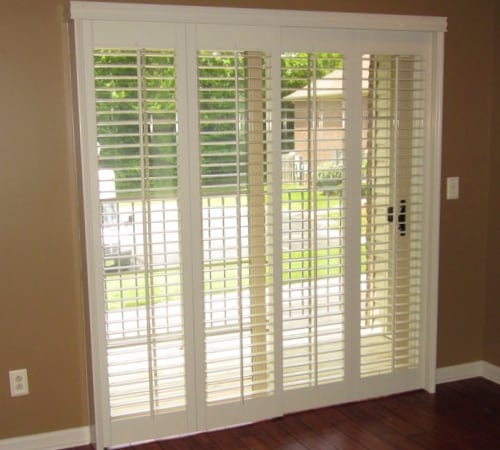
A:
[0, 0, 497, 440]
[485, 2, 500, 365]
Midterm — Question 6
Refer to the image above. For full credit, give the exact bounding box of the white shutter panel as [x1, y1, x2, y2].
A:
[94, 49, 186, 417]
[360, 54, 424, 377]
[197, 51, 276, 407]
[281, 53, 345, 390]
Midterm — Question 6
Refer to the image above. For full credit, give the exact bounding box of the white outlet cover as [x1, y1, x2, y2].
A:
[9, 368, 29, 397]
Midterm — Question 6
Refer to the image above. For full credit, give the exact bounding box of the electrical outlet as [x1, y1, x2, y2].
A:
[9, 369, 29, 397]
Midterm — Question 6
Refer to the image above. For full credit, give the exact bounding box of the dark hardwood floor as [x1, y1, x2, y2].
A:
[69, 377, 500, 450]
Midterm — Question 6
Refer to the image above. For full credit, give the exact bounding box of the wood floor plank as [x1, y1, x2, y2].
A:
[248, 419, 309, 450]
[296, 409, 365, 450]
[315, 403, 396, 450]
[376, 392, 437, 431]
[276, 413, 339, 449]
[153, 431, 219, 449]
[354, 395, 423, 436]
[334, 402, 425, 450]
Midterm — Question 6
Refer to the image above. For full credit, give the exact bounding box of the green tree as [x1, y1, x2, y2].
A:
[95, 49, 176, 196]
[94, 49, 342, 197]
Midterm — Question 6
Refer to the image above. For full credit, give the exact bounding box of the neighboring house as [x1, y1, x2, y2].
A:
[283, 63, 370, 184]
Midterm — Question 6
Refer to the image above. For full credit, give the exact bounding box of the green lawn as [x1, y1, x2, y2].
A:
[105, 188, 345, 310]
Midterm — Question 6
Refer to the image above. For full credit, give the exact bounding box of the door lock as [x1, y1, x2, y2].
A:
[398, 200, 406, 236]
[387, 206, 394, 223]
[387, 201, 406, 236]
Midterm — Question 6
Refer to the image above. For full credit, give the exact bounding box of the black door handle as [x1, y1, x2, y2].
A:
[387, 206, 394, 223]
[398, 200, 406, 236]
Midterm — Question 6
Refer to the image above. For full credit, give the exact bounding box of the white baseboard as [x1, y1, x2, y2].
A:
[0, 426, 90, 450]
[436, 360, 500, 385]
[482, 361, 500, 384]
[436, 361, 484, 383]
[2, 363, 500, 450]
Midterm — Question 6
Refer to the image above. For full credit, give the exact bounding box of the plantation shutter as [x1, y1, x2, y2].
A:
[197, 48, 278, 426]
[281, 52, 345, 394]
[360, 54, 424, 377]
[73, 4, 445, 448]
[94, 46, 190, 440]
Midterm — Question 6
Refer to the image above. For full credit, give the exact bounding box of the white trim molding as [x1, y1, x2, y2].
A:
[0, 427, 90, 450]
[70, 1, 447, 32]
[436, 360, 500, 385]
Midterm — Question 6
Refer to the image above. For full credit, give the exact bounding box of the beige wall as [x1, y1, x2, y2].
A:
[485, 1, 500, 365]
[0, 0, 497, 440]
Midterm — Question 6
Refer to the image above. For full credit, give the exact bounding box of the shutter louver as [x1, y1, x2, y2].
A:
[198, 51, 275, 404]
[281, 53, 345, 390]
[360, 54, 424, 377]
[94, 49, 186, 417]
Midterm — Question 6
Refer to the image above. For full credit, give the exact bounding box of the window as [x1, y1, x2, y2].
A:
[72, 3, 445, 448]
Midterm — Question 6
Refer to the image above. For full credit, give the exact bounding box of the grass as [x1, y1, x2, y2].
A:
[282, 184, 343, 212]
[283, 248, 342, 282]
[104, 186, 345, 310]
[105, 270, 181, 310]
[105, 248, 343, 310]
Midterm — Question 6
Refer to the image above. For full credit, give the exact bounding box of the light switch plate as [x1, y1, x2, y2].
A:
[446, 176, 459, 200]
